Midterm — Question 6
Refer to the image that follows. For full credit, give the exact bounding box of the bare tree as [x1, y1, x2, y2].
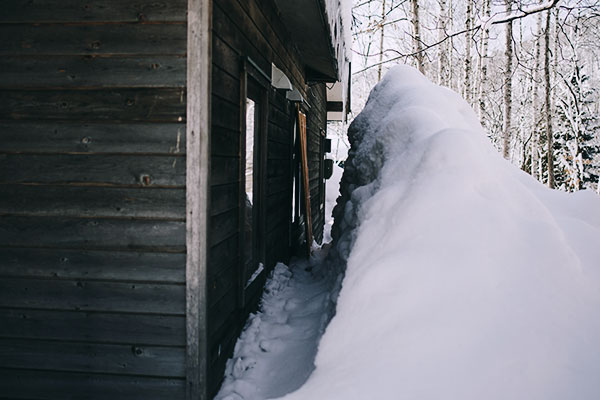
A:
[544, 8, 555, 188]
[378, 0, 386, 81]
[531, 7, 544, 180]
[438, 0, 450, 86]
[411, 0, 425, 74]
[351, 0, 600, 192]
[503, 0, 514, 159]
[477, 0, 491, 126]
[464, 0, 473, 104]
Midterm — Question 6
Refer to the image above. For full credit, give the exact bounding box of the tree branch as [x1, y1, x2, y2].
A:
[354, 0, 562, 75]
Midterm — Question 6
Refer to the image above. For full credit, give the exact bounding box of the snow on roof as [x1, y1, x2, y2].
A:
[279, 66, 600, 400]
[324, 0, 352, 76]
[324, 0, 352, 120]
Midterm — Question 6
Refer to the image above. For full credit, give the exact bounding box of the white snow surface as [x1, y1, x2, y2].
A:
[215, 250, 342, 400]
[323, 162, 344, 243]
[324, 0, 352, 113]
[278, 66, 600, 400]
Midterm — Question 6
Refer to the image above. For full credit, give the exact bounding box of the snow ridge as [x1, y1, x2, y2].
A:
[281, 65, 600, 400]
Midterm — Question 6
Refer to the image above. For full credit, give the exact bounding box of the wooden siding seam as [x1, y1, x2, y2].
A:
[208, 231, 238, 250]
[0, 366, 186, 380]
[0, 306, 185, 317]
[0, 244, 186, 254]
[211, 91, 240, 109]
[0, 213, 185, 222]
[0, 275, 186, 286]
[0, 183, 186, 189]
[0, 336, 186, 349]
[0, 151, 186, 156]
[0, 21, 187, 27]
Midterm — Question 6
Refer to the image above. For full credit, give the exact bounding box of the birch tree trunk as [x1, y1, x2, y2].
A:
[438, 0, 449, 86]
[448, 0, 455, 90]
[503, 0, 514, 159]
[544, 9, 555, 188]
[411, 0, 425, 74]
[477, 0, 491, 126]
[531, 9, 543, 180]
[463, 0, 473, 104]
[377, 0, 386, 81]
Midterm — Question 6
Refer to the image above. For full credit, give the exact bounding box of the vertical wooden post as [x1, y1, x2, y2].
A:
[186, 0, 211, 399]
[297, 105, 313, 256]
[238, 60, 248, 309]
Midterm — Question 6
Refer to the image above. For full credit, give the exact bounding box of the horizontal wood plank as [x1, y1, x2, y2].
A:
[211, 156, 239, 186]
[267, 140, 289, 160]
[1, 0, 186, 23]
[211, 126, 240, 157]
[0, 24, 186, 56]
[0, 56, 186, 89]
[210, 183, 238, 216]
[0, 247, 185, 283]
[0, 122, 185, 154]
[222, 0, 304, 90]
[0, 278, 184, 314]
[212, 34, 240, 77]
[211, 95, 239, 131]
[208, 261, 238, 308]
[208, 286, 237, 339]
[0, 339, 185, 377]
[212, 3, 270, 82]
[0, 216, 185, 251]
[0, 88, 185, 122]
[208, 234, 239, 278]
[0, 369, 185, 399]
[0, 185, 185, 219]
[0, 154, 185, 186]
[267, 176, 287, 195]
[211, 65, 240, 105]
[0, 309, 185, 346]
[267, 159, 288, 178]
[209, 209, 238, 247]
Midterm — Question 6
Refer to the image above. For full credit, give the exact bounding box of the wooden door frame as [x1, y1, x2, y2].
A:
[238, 56, 270, 308]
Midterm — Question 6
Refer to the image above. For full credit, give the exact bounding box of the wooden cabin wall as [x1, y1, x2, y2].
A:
[209, 0, 328, 395]
[307, 83, 328, 245]
[0, 1, 188, 398]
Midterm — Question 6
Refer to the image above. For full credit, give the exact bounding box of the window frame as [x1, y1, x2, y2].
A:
[238, 57, 269, 307]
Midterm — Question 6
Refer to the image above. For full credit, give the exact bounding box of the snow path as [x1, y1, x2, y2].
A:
[215, 247, 340, 400]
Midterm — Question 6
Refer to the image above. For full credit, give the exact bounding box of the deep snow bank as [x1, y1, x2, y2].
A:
[280, 66, 600, 400]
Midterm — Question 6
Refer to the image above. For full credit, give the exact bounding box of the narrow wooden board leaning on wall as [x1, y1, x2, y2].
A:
[297, 105, 312, 256]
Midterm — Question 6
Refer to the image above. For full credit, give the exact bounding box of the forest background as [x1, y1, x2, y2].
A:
[332, 0, 600, 193]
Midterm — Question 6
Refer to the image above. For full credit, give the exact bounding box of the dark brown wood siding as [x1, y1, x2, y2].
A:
[306, 83, 328, 245]
[0, 1, 187, 397]
[208, 0, 328, 396]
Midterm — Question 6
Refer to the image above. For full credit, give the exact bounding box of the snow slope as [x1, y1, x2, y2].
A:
[279, 66, 600, 400]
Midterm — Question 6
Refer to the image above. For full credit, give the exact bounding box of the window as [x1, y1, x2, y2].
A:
[243, 97, 257, 286]
[240, 57, 269, 304]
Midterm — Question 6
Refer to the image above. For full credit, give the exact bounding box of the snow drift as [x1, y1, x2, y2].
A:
[280, 66, 600, 400]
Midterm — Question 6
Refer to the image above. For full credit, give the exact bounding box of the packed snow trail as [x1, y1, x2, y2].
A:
[215, 247, 342, 400]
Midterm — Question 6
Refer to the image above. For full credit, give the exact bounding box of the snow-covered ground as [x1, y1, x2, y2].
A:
[214, 248, 342, 400]
[218, 65, 600, 400]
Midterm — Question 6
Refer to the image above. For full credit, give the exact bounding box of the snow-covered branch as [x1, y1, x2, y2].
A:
[355, 0, 562, 75]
